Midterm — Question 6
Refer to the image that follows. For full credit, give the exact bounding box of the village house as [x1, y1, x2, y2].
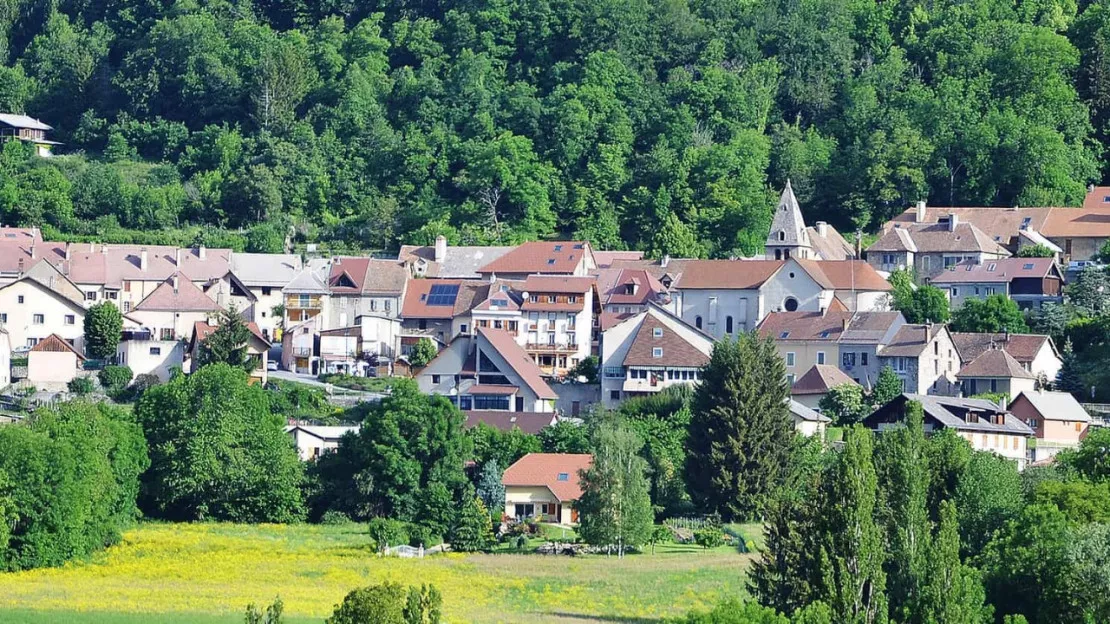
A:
[791, 364, 861, 410]
[462, 410, 559, 434]
[1008, 390, 1091, 463]
[955, 348, 1037, 401]
[399, 235, 514, 279]
[282, 259, 331, 328]
[228, 252, 303, 340]
[324, 257, 408, 328]
[758, 309, 851, 385]
[866, 215, 1011, 278]
[416, 327, 557, 413]
[476, 240, 597, 280]
[600, 305, 713, 408]
[0, 113, 60, 156]
[836, 312, 907, 388]
[0, 259, 91, 353]
[876, 323, 961, 395]
[519, 275, 598, 377]
[928, 258, 1064, 310]
[593, 267, 672, 330]
[502, 453, 592, 524]
[128, 274, 222, 343]
[186, 320, 271, 384]
[950, 332, 1061, 384]
[867, 394, 1033, 469]
[285, 425, 360, 461]
[281, 319, 317, 374]
[399, 278, 489, 355]
[115, 327, 185, 381]
[789, 399, 832, 437]
[26, 333, 86, 388]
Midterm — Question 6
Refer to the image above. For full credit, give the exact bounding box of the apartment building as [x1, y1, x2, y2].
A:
[519, 275, 597, 376]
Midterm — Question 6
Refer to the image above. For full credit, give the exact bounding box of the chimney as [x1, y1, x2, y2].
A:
[661, 254, 670, 268]
[915, 200, 927, 223]
[172, 274, 179, 292]
[816, 221, 829, 237]
[89, 242, 95, 253]
[29, 243, 35, 259]
[947, 213, 959, 232]
[17, 257, 23, 274]
[101, 244, 108, 256]
[176, 248, 182, 267]
[198, 245, 206, 260]
[1089, 184, 1096, 194]
[65, 242, 72, 261]
[140, 248, 148, 271]
[434, 235, 447, 264]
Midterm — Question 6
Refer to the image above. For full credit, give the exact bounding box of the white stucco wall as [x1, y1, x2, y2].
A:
[0, 280, 86, 352]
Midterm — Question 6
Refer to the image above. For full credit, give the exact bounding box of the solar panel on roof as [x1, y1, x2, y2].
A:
[426, 284, 460, 306]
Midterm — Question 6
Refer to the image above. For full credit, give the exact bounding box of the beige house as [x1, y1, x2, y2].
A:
[956, 349, 1037, 401]
[1008, 390, 1091, 463]
[27, 333, 85, 388]
[790, 399, 831, 437]
[285, 425, 360, 461]
[951, 332, 1061, 385]
[757, 309, 851, 385]
[502, 453, 592, 524]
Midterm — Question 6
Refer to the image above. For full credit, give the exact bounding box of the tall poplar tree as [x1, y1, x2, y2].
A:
[917, 501, 993, 624]
[874, 401, 930, 622]
[577, 420, 653, 557]
[816, 426, 888, 624]
[686, 333, 794, 520]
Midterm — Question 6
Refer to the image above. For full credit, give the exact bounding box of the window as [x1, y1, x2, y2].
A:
[370, 300, 377, 312]
[951, 287, 959, 297]
[652, 327, 663, 338]
[882, 254, 896, 265]
[64, 314, 75, 325]
[610, 390, 621, 401]
[149, 347, 161, 356]
[123, 281, 131, 293]
[861, 352, 868, 366]
[26, 338, 37, 347]
[652, 347, 663, 358]
[779, 231, 785, 241]
[432, 375, 441, 384]
[32, 313, 43, 325]
[934, 342, 939, 355]
[786, 352, 795, 367]
[1023, 263, 1034, 270]
[107, 291, 117, 300]
[84, 291, 97, 301]
[0, 313, 6, 323]
[695, 316, 702, 329]
[530, 295, 538, 303]
[843, 352, 856, 367]
[786, 374, 795, 385]
[603, 367, 625, 379]
[557, 473, 569, 482]
[568, 295, 578, 303]
[780, 331, 790, 339]
[17, 295, 23, 304]
[262, 287, 272, 296]
[783, 297, 798, 312]
[548, 295, 557, 303]
[725, 316, 734, 334]
[160, 328, 174, 340]
[123, 301, 131, 312]
[817, 351, 826, 365]
[460, 324, 468, 334]
[1076, 422, 1083, 432]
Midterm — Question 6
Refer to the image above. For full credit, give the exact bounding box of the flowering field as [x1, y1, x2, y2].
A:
[0, 523, 751, 623]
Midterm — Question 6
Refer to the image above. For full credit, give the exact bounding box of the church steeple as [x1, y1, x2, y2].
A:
[765, 180, 811, 260]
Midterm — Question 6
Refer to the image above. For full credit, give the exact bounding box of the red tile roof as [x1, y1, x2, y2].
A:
[328, 258, 370, 292]
[191, 320, 270, 349]
[950, 333, 1053, 364]
[478, 241, 592, 274]
[622, 314, 710, 368]
[465, 384, 520, 396]
[792, 365, 859, 395]
[675, 260, 784, 289]
[463, 411, 558, 434]
[930, 258, 1061, 284]
[478, 327, 557, 400]
[502, 453, 593, 501]
[957, 349, 1036, 379]
[133, 274, 222, 312]
[757, 310, 852, 342]
[805, 260, 892, 291]
[522, 275, 594, 293]
[401, 279, 472, 319]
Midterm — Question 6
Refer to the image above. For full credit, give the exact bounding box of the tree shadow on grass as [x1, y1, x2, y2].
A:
[548, 613, 665, 623]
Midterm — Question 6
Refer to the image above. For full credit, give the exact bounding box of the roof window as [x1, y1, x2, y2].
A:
[987, 263, 996, 271]
[652, 347, 663, 358]
[1023, 263, 1034, 270]
[547, 259, 556, 265]
[780, 331, 790, 339]
[554, 245, 563, 251]
[557, 473, 569, 481]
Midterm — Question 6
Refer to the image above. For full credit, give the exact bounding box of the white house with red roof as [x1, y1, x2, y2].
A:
[600, 304, 713, 408]
[502, 453, 592, 524]
[128, 273, 222, 342]
[0, 259, 93, 353]
[519, 275, 598, 377]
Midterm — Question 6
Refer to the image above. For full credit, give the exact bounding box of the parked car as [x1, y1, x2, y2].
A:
[266, 360, 278, 371]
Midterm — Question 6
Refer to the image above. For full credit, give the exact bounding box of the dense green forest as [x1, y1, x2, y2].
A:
[0, 0, 1105, 255]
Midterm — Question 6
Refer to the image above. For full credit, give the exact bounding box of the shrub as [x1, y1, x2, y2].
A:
[244, 597, 284, 624]
[694, 527, 725, 549]
[320, 510, 353, 525]
[67, 377, 95, 395]
[128, 373, 160, 400]
[99, 365, 134, 395]
[368, 518, 409, 551]
[326, 582, 441, 624]
[407, 522, 443, 548]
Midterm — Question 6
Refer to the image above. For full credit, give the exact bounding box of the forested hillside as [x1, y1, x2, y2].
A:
[0, 0, 1104, 256]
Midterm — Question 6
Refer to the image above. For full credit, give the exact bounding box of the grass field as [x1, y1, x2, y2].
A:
[0, 522, 754, 624]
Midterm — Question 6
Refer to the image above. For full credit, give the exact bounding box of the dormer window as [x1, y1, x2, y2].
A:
[778, 231, 786, 242]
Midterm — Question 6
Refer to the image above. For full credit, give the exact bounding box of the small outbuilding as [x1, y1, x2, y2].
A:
[27, 333, 85, 387]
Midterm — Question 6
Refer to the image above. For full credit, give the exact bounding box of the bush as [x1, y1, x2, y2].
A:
[320, 510, 353, 525]
[244, 597, 284, 624]
[368, 518, 409, 551]
[694, 527, 725, 549]
[407, 523, 443, 548]
[99, 365, 134, 396]
[128, 373, 160, 400]
[326, 582, 442, 624]
[67, 377, 95, 395]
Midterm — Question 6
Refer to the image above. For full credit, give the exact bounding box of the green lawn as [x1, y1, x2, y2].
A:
[0, 522, 752, 624]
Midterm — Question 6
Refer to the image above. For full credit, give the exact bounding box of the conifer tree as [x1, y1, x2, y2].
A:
[871, 366, 904, 408]
[197, 305, 254, 373]
[686, 333, 794, 520]
[874, 401, 929, 623]
[1056, 338, 1086, 399]
[475, 460, 504, 520]
[917, 501, 992, 624]
[450, 496, 494, 552]
[816, 426, 888, 624]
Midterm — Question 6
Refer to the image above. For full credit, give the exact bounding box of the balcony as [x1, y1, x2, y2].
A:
[291, 346, 313, 358]
[525, 342, 579, 353]
[285, 295, 323, 310]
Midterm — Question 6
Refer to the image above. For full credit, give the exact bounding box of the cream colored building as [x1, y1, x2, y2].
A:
[502, 453, 592, 524]
[0, 260, 90, 353]
[1008, 390, 1091, 463]
[26, 333, 86, 388]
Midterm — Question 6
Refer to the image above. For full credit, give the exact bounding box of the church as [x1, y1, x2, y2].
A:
[765, 181, 856, 261]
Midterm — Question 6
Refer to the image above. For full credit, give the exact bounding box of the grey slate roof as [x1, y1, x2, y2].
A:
[839, 312, 904, 345]
[790, 399, 831, 423]
[230, 253, 303, 287]
[282, 258, 331, 294]
[0, 114, 52, 131]
[910, 394, 1034, 435]
[398, 245, 514, 278]
[767, 181, 810, 249]
[1012, 390, 1091, 422]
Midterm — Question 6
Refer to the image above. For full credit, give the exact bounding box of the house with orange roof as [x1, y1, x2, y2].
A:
[502, 453, 592, 524]
[929, 258, 1064, 310]
[476, 241, 597, 280]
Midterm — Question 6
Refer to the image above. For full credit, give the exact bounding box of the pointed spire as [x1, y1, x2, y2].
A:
[766, 181, 810, 254]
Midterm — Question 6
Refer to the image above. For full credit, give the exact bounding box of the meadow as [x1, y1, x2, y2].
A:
[0, 523, 753, 624]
